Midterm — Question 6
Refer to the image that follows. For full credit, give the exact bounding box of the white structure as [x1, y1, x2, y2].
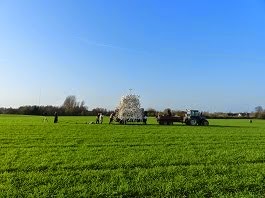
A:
[116, 93, 144, 122]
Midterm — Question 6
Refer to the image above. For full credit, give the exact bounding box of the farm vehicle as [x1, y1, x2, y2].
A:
[157, 110, 209, 126]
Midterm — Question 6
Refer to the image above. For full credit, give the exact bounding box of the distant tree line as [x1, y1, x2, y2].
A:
[0, 96, 264, 119]
[0, 95, 113, 116]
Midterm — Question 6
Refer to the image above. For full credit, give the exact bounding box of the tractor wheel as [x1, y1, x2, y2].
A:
[202, 120, 209, 126]
[189, 119, 197, 126]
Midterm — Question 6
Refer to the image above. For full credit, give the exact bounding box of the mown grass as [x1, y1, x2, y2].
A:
[0, 115, 265, 197]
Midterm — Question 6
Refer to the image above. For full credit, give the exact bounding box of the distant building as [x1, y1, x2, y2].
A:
[227, 112, 250, 117]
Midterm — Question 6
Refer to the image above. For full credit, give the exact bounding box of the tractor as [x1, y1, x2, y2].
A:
[157, 110, 209, 126]
[184, 110, 209, 126]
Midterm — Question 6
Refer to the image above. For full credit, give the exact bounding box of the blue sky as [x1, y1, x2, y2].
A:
[1, 0, 265, 112]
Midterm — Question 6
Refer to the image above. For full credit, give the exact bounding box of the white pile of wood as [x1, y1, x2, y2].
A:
[116, 94, 143, 121]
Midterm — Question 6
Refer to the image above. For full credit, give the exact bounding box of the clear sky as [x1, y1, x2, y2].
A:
[1, 0, 265, 112]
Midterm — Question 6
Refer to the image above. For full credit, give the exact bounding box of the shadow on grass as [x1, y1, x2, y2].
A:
[207, 125, 256, 129]
[58, 121, 256, 128]
[110, 123, 256, 128]
[4, 158, 265, 174]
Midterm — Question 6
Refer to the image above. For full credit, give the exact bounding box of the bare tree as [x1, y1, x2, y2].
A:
[146, 108, 157, 117]
[163, 108, 172, 116]
[63, 95, 78, 114]
[255, 106, 263, 113]
[255, 106, 264, 119]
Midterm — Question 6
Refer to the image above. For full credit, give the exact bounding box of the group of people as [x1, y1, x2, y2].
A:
[96, 112, 115, 124]
[96, 112, 148, 124]
[44, 112, 112, 124]
[43, 112, 146, 125]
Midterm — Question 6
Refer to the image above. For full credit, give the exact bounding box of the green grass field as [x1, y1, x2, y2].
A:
[1, 115, 265, 197]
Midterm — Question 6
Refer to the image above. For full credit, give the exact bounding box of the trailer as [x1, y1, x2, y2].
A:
[157, 115, 183, 125]
[157, 110, 209, 126]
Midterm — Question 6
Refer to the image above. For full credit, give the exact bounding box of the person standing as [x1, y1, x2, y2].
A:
[167, 109, 172, 117]
[143, 115, 147, 125]
[109, 113, 115, 124]
[99, 113, 104, 124]
[54, 112, 58, 123]
[96, 113, 100, 124]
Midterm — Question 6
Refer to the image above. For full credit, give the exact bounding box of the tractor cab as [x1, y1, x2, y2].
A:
[186, 110, 200, 117]
[184, 110, 209, 126]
